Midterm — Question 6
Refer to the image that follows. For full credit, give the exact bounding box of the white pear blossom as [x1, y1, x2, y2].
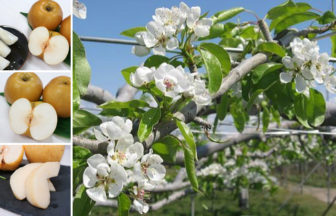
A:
[133, 199, 149, 214]
[154, 63, 192, 99]
[73, 0, 87, 19]
[325, 75, 336, 93]
[180, 2, 212, 37]
[132, 32, 151, 57]
[184, 77, 211, 105]
[143, 21, 179, 56]
[83, 154, 127, 202]
[134, 149, 166, 183]
[130, 66, 154, 87]
[94, 116, 133, 141]
[280, 37, 335, 94]
[107, 134, 144, 168]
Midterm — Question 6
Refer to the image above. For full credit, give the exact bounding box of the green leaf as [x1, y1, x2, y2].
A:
[331, 35, 336, 57]
[100, 100, 149, 109]
[217, 94, 229, 120]
[121, 66, 138, 86]
[212, 7, 244, 24]
[121, 27, 146, 38]
[306, 89, 326, 127]
[230, 100, 247, 132]
[183, 145, 198, 191]
[267, 1, 310, 19]
[317, 11, 336, 24]
[262, 107, 270, 133]
[199, 23, 225, 41]
[294, 94, 311, 128]
[73, 79, 80, 111]
[73, 32, 91, 96]
[252, 63, 283, 84]
[200, 43, 231, 75]
[176, 120, 197, 160]
[144, 55, 184, 68]
[138, 108, 161, 142]
[152, 135, 180, 163]
[73, 146, 92, 190]
[118, 193, 131, 216]
[274, 12, 320, 33]
[257, 42, 286, 57]
[73, 185, 95, 216]
[73, 110, 102, 135]
[199, 48, 222, 93]
[268, 1, 312, 29]
[54, 117, 71, 138]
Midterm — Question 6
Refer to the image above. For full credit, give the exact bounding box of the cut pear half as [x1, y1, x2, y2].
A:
[0, 145, 24, 171]
[25, 162, 60, 209]
[28, 26, 69, 65]
[9, 98, 58, 141]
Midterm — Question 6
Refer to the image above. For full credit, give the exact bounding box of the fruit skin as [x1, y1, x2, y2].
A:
[28, 0, 63, 30]
[43, 76, 71, 118]
[60, 16, 71, 45]
[24, 145, 65, 163]
[0, 145, 24, 171]
[4, 72, 43, 104]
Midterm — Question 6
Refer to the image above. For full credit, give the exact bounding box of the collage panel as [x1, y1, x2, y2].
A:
[0, 72, 71, 143]
[0, 144, 71, 216]
[0, 0, 71, 71]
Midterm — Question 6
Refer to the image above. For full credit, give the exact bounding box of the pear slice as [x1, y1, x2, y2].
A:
[0, 39, 10, 57]
[28, 26, 69, 65]
[0, 145, 24, 171]
[10, 163, 42, 200]
[9, 98, 58, 141]
[0, 56, 10, 70]
[0, 27, 18, 45]
[10, 163, 56, 200]
[25, 162, 60, 209]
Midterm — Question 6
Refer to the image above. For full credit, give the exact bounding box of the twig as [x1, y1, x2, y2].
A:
[193, 117, 212, 129]
[322, 194, 336, 216]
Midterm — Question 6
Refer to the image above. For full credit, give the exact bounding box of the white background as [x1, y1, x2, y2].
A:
[0, 72, 71, 143]
[0, 0, 71, 71]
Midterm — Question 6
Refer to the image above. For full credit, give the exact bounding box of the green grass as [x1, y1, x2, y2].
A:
[90, 188, 336, 216]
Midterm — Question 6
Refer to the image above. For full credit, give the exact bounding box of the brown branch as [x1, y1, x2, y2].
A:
[73, 136, 108, 154]
[81, 85, 115, 105]
[116, 84, 138, 102]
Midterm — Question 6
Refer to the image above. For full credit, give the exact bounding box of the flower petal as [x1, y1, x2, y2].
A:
[83, 167, 97, 188]
[147, 164, 166, 181]
[86, 185, 107, 202]
[132, 45, 150, 57]
[87, 154, 106, 169]
[108, 182, 123, 198]
[295, 75, 307, 93]
[153, 46, 166, 56]
[94, 128, 108, 142]
[166, 37, 179, 50]
[279, 71, 293, 83]
[116, 133, 134, 153]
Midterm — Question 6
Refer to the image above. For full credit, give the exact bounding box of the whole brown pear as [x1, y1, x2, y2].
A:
[4, 72, 43, 104]
[43, 76, 71, 118]
[60, 16, 71, 45]
[28, 0, 63, 30]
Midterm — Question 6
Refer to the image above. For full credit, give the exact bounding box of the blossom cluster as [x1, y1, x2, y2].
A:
[280, 37, 336, 95]
[132, 2, 212, 56]
[198, 159, 276, 190]
[130, 62, 211, 105]
[83, 116, 166, 214]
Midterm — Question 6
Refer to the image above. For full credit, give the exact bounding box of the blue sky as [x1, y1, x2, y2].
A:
[74, 0, 335, 99]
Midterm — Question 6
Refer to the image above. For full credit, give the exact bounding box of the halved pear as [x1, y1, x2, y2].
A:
[28, 26, 69, 65]
[0, 145, 24, 171]
[9, 98, 58, 141]
[10, 163, 56, 200]
[25, 162, 60, 209]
